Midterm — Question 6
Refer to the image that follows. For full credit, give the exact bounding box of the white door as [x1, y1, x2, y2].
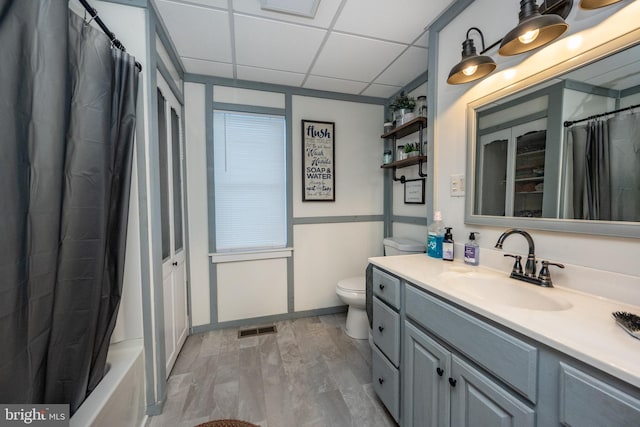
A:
[157, 74, 188, 376]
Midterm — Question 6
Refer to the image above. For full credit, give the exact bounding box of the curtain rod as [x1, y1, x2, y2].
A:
[78, 0, 142, 72]
[563, 103, 640, 127]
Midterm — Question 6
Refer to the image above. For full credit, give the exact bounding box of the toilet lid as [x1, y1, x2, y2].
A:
[337, 276, 365, 293]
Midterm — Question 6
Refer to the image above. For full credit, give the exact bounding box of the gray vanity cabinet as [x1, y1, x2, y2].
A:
[403, 321, 451, 427]
[371, 267, 402, 422]
[403, 298, 535, 427]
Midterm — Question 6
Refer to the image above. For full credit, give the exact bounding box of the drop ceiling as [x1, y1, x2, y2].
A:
[154, 0, 456, 98]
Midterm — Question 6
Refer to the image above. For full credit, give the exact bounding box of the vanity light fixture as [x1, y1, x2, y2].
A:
[447, 27, 497, 85]
[499, 0, 571, 56]
[579, 0, 624, 9]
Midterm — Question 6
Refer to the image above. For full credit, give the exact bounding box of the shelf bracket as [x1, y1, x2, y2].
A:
[393, 168, 406, 183]
[418, 158, 428, 178]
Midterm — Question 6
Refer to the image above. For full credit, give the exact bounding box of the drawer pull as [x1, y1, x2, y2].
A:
[448, 377, 457, 387]
[379, 283, 385, 290]
[436, 367, 444, 377]
[378, 325, 384, 332]
[378, 377, 384, 385]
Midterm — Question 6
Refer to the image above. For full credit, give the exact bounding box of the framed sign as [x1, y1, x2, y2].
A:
[404, 179, 425, 204]
[302, 120, 335, 201]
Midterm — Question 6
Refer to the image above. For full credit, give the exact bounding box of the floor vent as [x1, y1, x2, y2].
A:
[238, 325, 277, 338]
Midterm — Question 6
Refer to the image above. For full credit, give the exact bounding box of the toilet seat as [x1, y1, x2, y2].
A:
[337, 277, 365, 294]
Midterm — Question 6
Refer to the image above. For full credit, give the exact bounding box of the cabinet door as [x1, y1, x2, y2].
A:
[404, 321, 451, 427]
[450, 355, 535, 427]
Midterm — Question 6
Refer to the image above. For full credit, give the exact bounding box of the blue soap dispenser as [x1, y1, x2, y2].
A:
[427, 211, 444, 259]
[464, 232, 479, 265]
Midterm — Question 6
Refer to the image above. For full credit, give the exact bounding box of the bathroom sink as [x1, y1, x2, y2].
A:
[438, 271, 572, 311]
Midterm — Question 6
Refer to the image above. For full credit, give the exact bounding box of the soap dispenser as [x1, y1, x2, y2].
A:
[464, 232, 479, 265]
[427, 211, 444, 259]
[442, 227, 454, 261]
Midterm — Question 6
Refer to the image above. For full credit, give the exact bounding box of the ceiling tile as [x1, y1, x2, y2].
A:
[156, 0, 232, 62]
[361, 83, 402, 99]
[333, 0, 454, 44]
[312, 33, 405, 82]
[376, 46, 428, 87]
[237, 65, 306, 87]
[232, 0, 342, 28]
[415, 31, 429, 48]
[234, 15, 326, 73]
[303, 75, 368, 95]
[182, 57, 234, 78]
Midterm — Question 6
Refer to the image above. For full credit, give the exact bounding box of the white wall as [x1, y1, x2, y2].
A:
[292, 96, 385, 311]
[435, 0, 640, 277]
[183, 87, 385, 325]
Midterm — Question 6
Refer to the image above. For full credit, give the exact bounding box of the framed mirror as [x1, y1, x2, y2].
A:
[465, 28, 640, 238]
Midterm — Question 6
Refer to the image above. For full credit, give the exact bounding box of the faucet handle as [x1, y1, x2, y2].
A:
[538, 260, 565, 287]
[504, 254, 523, 275]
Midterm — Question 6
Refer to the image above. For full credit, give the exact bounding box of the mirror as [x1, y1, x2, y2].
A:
[466, 29, 640, 238]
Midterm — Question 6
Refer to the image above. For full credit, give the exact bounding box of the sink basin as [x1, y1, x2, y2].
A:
[439, 271, 573, 311]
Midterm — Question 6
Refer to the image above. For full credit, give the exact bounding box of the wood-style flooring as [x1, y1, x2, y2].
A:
[148, 313, 397, 427]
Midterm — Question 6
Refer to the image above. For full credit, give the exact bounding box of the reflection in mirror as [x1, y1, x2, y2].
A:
[469, 40, 640, 235]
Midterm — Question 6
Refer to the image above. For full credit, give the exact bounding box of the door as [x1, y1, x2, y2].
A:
[403, 321, 451, 427]
[157, 74, 188, 376]
[450, 355, 535, 427]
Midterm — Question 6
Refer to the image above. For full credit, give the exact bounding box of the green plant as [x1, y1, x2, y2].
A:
[404, 143, 417, 153]
[390, 92, 416, 112]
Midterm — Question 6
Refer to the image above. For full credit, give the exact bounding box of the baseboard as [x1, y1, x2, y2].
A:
[190, 305, 348, 335]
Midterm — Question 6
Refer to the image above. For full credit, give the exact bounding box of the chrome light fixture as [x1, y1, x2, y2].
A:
[499, 0, 571, 56]
[580, 0, 624, 9]
[447, 27, 497, 85]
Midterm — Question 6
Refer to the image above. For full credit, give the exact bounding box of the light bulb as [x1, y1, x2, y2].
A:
[518, 29, 539, 44]
[462, 64, 478, 76]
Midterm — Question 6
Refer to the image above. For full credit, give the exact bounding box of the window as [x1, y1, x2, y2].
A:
[213, 110, 286, 252]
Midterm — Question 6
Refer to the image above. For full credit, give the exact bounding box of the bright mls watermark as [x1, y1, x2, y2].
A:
[0, 405, 69, 426]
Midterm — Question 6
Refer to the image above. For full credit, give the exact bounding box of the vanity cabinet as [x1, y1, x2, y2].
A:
[403, 285, 535, 427]
[371, 267, 401, 422]
[370, 264, 640, 427]
[558, 363, 640, 426]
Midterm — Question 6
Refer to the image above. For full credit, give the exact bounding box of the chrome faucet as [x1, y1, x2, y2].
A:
[494, 228, 564, 287]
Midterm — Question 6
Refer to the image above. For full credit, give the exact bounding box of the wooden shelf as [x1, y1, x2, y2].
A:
[381, 156, 427, 169]
[381, 116, 427, 139]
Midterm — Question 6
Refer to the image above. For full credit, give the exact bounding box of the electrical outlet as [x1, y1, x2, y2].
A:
[450, 174, 465, 197]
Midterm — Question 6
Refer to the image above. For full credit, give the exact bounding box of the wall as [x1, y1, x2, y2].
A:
[184, 85, 385, 327]
[435, 0, 640, 278]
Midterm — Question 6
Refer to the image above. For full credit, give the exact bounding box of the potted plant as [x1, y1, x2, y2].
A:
[390, 92, 416, 125]
[404, 143, 420, 157]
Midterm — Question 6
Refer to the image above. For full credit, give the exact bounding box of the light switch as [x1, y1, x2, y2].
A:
[450, 174, 465, 197]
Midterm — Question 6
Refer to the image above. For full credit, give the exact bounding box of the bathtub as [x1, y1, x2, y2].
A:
[70, 339, 146, 427]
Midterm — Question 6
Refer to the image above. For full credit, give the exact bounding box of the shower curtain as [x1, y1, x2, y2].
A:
[0, 0, 139, 414]
[565, 113, 640, 221]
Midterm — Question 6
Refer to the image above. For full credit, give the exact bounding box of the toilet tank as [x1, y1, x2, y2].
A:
[383, 237, 425, 256]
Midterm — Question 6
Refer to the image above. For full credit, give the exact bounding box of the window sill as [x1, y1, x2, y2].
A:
[209, 248, 293, 264]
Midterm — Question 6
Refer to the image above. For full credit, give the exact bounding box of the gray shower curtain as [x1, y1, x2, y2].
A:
[0, 0, 139, 414]
[566, 115, 640, 221]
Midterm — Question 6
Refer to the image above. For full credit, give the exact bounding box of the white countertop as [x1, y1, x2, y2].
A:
[368, 254, 640, 389]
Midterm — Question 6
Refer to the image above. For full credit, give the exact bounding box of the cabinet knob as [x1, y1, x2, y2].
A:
[172, 261, 178, 266]
[378, 378, 384, 385]
[378, 325, 384, 333]
[379, 283, 385, 290]
[448, 377, 457, 387]
[436, 367, 444, 377]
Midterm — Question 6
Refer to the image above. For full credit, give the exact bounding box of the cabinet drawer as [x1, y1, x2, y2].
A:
[372, 343, 400, 423]
[373, 268, 400, 309]
[405, 284, 538, 403]
[373, 297, 400, 366]
[559, 363, 640, 427]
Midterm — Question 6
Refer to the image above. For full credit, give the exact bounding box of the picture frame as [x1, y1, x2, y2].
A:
[404, 178, 425, 204]
[301, 120, 335, 201]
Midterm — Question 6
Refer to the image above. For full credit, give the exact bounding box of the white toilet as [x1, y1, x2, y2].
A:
[336, 237, 425, 339]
